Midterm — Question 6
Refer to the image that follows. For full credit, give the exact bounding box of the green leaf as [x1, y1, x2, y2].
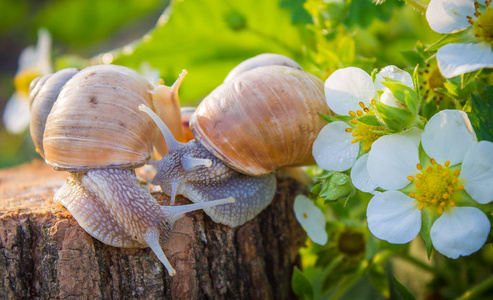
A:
[368, 263, 390, 298]
[310, 183, 322, 194]
[468, 87, 493, 142]
[393, 276, 416, 300]
[365, 235, 379, 261]
[462, 68, 482, 86]
[112, 0, 305, 105]
[345, 0, 404, 28]
[279, 0, 313, 24]
[318, 172, 355, 202]
[412, 64, 422, 111]
[36, 0, 162, 48]
[401, 50, 426, 67]
[381, 80, 418, 113]
[425, 28, 472, 52]
[292, 267, 314, 300]
[357, 115, 383, 127]
[319, 114, 353, 124]
[420, 207, 434, 259]
[373, 101, 415, 132]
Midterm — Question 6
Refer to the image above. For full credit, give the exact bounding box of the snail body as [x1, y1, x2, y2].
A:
[141, 54, 330, 227]
[29, 64, 232, 276]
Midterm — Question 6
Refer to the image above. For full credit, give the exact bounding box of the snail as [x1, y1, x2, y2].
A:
[28, 64, 233, 276]
[139, 53, 331, 228]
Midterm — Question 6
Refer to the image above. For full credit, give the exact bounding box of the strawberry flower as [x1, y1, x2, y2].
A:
[426, 0, 493, 78]
[312, 66, 416, 192]
[366, 110, 493, 258]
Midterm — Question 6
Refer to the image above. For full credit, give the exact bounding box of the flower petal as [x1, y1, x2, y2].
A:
[2, 93, 30, 133]
[431, 206, 490, 259]
[367, 134, 419, 190]
[312, 121, 359, 171]
[17, 28, 52, 75]
[294, 195, 328, 245]
[351, 154, 378, 193]
[426, 0, 475, 34]
[367, 191, 421, 244]
[460, 141, 493, 204]
[35, 28, 53, 75]
[374, 65, 414, 90]
[436, 43, 493, 78]
[324, 67, 376, 115]
[421, 109, 477, 165]
[399, 127, 423, 147]
[379, 89, 405, 108]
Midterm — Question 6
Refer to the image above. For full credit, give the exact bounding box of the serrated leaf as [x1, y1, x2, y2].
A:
[292, 267, 314, 300]
[420, 207, 434, 259]
[425, 30, 467, 52]
[393, 276, 416, 300]
[462, 68, 482, 86]
[468, 87, 493, 142]
[381, 80, 418, 113]
[319, 114, 354, 124]
[357, 115, 382, 127]
[310, 183, 322, 194]
[373, 101, 414, 131]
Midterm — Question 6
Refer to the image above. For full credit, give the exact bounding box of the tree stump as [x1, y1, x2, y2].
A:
[0, 160, 306, 299]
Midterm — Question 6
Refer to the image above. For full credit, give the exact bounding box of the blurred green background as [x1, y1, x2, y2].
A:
[0, 0, 438, 169]
[0, 0, 168, 167]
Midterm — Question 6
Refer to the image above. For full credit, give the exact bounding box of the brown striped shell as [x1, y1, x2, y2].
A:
[190, 65, 331, 176]
[30, 64, 156, 171]
[29, 68, 79, 157]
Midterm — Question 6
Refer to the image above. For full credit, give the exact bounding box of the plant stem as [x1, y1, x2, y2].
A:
[457, 274, 493, 300]
[403, 0, 427, 14]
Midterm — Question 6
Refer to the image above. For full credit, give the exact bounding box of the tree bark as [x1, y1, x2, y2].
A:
[0, 160, 306, 299]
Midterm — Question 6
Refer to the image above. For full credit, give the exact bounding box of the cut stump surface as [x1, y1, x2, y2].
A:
[0, 160, 306, 299]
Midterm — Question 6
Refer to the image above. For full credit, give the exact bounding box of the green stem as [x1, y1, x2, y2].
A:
[403, 0, 426, 14]
[457, 274, 493, 300]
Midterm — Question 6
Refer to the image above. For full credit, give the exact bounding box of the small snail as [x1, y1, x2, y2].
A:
[140, 53, 331, 228]
[28, 64, 233, 276]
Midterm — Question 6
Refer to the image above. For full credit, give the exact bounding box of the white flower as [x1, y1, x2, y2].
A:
[294, 195, 328, 245]
[3, 28, 52, 133]
[313, 66, 413, 192]
[366, 109, 493, 258]
[426, 0, 493, 78]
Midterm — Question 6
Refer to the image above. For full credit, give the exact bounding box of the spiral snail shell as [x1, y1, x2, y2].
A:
[29, 64, 233, 276]
[140, 53, 331, 228]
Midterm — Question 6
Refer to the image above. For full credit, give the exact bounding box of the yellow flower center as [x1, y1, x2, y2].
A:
[407, 159, 464, 214]
[14, 68, 41, 98]
[345, 101, 387, 151]
[469, 0, 493, 44]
